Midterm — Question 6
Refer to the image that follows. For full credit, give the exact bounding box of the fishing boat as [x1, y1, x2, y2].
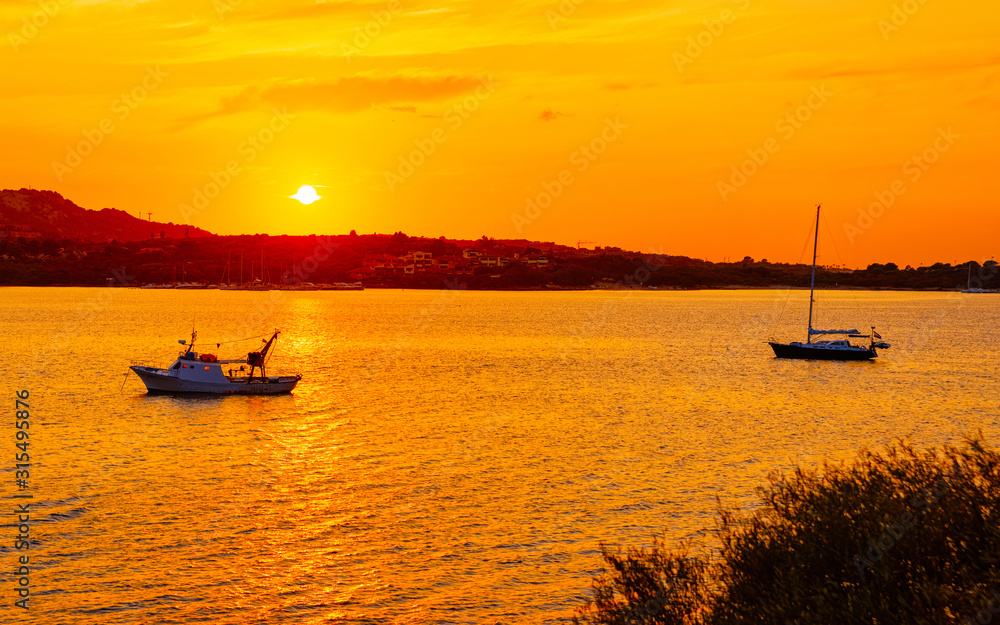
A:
[768, 205, 890, 361]
[129, 330, 301, 394]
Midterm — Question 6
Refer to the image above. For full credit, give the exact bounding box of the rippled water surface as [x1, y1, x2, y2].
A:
[2, 287, 999, 623]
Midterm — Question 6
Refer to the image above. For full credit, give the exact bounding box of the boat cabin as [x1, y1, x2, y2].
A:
[788, 339, 867, 351]
[169, 351, 252, 383]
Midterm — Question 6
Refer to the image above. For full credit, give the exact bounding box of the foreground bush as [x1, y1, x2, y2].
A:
[574, 436, 1000, 625]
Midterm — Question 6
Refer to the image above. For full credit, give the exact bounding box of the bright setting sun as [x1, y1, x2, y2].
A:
[290, 185, 321, 205]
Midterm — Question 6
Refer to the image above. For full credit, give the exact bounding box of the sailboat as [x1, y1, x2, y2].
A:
[768, 205, 890, 361]
[961, 262, 991, 293]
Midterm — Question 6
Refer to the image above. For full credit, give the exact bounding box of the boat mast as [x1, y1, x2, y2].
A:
[807, 204, 820, 344]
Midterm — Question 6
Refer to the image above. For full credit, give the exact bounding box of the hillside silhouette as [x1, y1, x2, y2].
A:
[0, 189, 996, 291]
[0, 188, 211, 243]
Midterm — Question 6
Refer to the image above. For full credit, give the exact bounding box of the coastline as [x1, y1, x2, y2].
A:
[1, 284, 989, 292]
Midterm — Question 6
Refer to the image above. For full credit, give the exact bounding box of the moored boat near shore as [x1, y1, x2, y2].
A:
[321, 282, 364, 290]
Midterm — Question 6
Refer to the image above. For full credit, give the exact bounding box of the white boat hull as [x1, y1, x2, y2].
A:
[130, 366, 300, 395]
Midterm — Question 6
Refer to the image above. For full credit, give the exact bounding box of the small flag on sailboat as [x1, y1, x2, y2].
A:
[873, 331, 882, 339]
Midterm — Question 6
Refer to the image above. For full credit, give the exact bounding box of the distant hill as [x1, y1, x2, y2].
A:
[1, 188, 993, 290]
[0, 188, 212, 243]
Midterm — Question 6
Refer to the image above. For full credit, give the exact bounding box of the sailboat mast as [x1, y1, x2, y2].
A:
[807, 204, 821, 344]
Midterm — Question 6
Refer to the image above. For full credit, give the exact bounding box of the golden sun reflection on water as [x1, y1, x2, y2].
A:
[4, 288, 998, 623]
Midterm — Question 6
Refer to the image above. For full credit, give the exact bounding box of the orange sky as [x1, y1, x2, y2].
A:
[2, 0, 997, 267]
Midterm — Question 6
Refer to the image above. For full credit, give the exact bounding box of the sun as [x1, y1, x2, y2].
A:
[290, 185, 321, 205]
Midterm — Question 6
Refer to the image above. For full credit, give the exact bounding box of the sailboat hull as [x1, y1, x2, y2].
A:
[769, 342, 877, 361]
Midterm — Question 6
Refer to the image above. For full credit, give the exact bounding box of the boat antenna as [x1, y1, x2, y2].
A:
[186, 323, 197, 355]
[807, 204, 820, 344]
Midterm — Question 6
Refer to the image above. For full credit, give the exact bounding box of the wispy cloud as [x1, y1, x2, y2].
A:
[179, 74, 483, 126]
[605, 80, 658, 90]
[407, 8, 455, 14]
[241, 0, 391, 22]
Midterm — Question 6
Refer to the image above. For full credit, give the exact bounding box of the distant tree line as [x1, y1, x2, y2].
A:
[0, 231, 996, 290]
